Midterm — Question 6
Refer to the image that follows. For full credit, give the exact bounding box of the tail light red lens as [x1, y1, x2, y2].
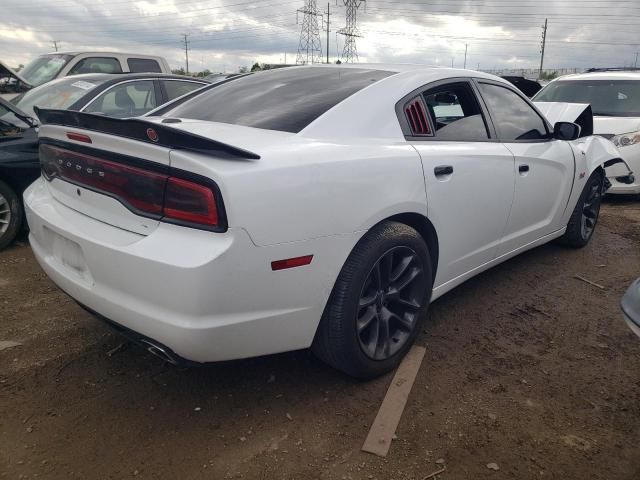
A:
[40, 143, 224, 230]
[164, 177, 218, 226]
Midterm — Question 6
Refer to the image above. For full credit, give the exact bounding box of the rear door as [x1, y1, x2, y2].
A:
[404, 79, 516, 288]
[476, 81, 574, 255]
[159, 79, 206, 103]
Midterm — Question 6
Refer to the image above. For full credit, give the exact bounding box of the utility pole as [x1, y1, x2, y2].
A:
[296, 1, 323, 64]
[539, 18, 548, 79]
[181, 34, 190, 74]
[325, 2, 330, 64]
[338, 0, 365, 63]
[463, 43, 468, 69]
[451, 57, 454, 68]
[51, 40, 60, 52]
[635, 52, 639, 68]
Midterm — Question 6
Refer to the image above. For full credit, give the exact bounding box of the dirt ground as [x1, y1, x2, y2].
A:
[1, 199, 640, 480]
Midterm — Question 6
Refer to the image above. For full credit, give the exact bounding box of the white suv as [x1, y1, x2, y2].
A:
[534, 70, 640, 194]
[2, 52, 170, 90]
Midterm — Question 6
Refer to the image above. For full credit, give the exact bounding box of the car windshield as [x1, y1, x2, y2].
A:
[164, 67, 394, 133]
[12, 76, 108, 118]
[534, 79, 640, 117]
[19, 54, 74, 87]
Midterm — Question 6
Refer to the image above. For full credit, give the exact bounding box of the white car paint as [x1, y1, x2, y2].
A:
[534, 71, 640, 194]
[23, 65, 622, 364]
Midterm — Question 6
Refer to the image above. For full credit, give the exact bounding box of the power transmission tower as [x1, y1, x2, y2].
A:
[182, 34, 190, 74]
[296, 0, 323, 65]
[338, 0, 365, 63]
[51, 40, 60, 52]
[538, 18, 548, 79]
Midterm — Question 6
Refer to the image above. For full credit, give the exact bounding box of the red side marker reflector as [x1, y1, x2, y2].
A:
[66, 132, 92, 143]
[271, 255, 313, 271]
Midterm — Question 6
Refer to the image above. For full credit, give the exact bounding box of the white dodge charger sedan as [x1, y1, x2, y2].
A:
[24, 65, 625, 378]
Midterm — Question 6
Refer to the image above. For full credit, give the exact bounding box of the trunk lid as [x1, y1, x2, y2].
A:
[36, 109, 262, 235]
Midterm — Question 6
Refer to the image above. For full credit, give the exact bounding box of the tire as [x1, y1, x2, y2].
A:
[0, 180, 23, 251]
[312, 221, 433, 379]
[558, 171, 604, 248]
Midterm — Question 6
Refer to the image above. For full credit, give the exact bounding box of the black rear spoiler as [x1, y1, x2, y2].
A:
[34, 107, 260, 160]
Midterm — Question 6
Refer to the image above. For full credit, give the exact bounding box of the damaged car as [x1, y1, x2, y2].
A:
[24, 65, 631, 378]
[534, 70, 640, 194]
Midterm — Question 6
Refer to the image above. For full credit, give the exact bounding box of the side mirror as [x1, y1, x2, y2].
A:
[554, 122, 581, 141]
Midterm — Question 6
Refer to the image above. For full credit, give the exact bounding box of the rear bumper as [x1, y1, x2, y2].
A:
[24, 178, 355, 362]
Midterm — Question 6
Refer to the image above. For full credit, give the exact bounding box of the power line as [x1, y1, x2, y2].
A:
[296, 0, 323, 64]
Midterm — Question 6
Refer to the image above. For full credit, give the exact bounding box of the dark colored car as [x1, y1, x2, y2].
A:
[0, 73, 208, 249]
[501, 76, 543, 98]
[622, 278, 640, 338]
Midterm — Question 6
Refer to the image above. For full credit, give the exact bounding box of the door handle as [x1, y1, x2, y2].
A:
[519, 164, 530, 173]
[434, 165, 454, 176]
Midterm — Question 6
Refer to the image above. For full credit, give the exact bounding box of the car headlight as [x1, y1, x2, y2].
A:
[611, 130, 640, 148]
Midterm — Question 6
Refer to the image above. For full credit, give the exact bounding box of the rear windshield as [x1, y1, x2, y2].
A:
[534, 79, 640, 117]
[163, 67, 394, 133]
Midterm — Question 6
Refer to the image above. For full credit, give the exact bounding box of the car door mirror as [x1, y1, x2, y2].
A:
[554, 122, 581, 141]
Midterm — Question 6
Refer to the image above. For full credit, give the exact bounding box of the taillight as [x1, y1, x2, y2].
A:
[40, 143, 224, 230]
[405, 97, 432, 136]
[164, 177, 218, 226]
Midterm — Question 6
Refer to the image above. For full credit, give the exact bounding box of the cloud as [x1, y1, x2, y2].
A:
[0, 0, 638, 73]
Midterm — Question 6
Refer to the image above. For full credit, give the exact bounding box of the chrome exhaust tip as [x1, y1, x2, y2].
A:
[140, 339, 179, 365]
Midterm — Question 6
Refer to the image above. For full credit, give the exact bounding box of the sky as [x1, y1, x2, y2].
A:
[0, 0, 638, 74]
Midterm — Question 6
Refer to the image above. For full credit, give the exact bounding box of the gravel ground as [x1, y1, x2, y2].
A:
[1, 199, 639, 480]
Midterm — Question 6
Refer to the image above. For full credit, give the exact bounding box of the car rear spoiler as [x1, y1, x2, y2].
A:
[34, 107, 260, 160]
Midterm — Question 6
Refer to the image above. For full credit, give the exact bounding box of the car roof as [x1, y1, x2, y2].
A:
[43, 51, 164, 58]
[49, 73, 207, 85]
[553, 71, 640, 81]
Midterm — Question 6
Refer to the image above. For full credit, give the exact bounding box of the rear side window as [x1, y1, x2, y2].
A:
[422, 83, 489, 141]
[478, 83, 548, 141]
[127, 58, 162, 73]
[84, 80, 157, 118]
[162, 80, 204, 101]
[164, 67, 394, 133]
[69, 57, 122, 75]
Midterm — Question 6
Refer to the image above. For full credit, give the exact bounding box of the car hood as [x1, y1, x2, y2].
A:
[0, 59, 33, 90]
[534, 102, 590, 125]
[592, 116, 640, 136]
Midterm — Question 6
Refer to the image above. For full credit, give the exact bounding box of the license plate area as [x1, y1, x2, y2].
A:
[42, 226, 93, 285]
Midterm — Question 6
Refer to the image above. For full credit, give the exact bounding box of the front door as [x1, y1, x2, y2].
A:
[476, 81, 574, 255]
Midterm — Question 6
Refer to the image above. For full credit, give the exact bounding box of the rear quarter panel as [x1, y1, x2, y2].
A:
[169, 140, 427, 246]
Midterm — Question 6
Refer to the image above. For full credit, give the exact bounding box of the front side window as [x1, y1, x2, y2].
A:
[69, 57, 122, 75]
[162, 80, 205, 101]
[534, 79, 640, 117]
[422, 83, 489, 141]
[127, 58, 162, 73]
[19, 54, 74, 86]
[479, 83, 548, 141]
[84, 80, 157, 118]
[164, 67, 394, 133]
